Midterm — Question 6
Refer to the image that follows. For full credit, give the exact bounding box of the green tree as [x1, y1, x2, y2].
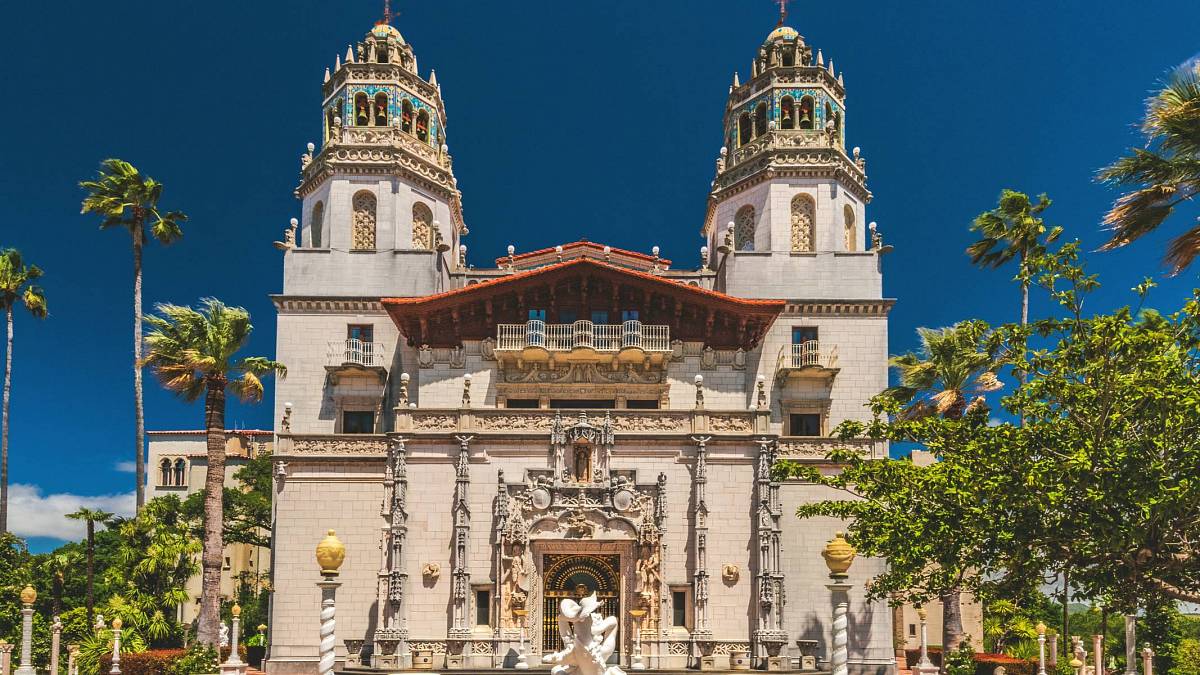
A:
[183, 447, 274, 549]
[80, 159, 187, 510]
[67, 508, 113, 630]
[0, 249, 47, 532]
[142, 299, 283, 648]
[967, 189, 1061, 325]
[38, 549, 82, 618]
[1098, 59, 1200, 273]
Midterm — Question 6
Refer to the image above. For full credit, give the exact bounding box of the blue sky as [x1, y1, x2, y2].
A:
[0, 1, 1196, 550]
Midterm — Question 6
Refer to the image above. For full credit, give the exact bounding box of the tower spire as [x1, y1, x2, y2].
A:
[380, 0, 393, 26]
[775, 0, 789, 27]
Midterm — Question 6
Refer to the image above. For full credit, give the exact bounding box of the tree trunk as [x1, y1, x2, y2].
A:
[1, 306, 12, 532]
[133, 231, 145, 512]
[1061, 570, 1070, 658]
[85, 521, 95, 629]
[197, 379, 227, 648]
[941, 588, 965, 663]
[1020, 279, 1029, 327]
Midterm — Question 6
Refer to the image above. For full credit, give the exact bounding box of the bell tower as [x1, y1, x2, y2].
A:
[283, 15, 467, 298]
[703, 17, 880, 300]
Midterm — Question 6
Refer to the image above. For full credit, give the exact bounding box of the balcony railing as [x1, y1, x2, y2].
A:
[328, 339, 386, 368]
[496, 320, 670, 353]
[777, 340, 838, 373]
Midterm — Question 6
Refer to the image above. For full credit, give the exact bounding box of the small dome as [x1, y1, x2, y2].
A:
[766, 25, 799, 42]
[371, 23, 404, 43]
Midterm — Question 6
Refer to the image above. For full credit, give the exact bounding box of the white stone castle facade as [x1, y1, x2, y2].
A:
[267, 15, 895, 675]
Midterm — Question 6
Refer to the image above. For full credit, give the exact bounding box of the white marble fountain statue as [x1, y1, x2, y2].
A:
[541, 593, 626, 675]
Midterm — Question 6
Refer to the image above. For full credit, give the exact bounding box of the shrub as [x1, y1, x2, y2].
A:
[907, 647, 1037, 675]
[98, 649, 185, 675]
[168, 644, 217, 675]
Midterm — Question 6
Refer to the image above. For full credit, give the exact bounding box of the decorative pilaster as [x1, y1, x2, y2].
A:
[449, 435, 474, 639]
[375, 437, 410, 666]
[752, 439, 786, 666]
[655, 471, 669, 641]
[690, 436, 713, 641]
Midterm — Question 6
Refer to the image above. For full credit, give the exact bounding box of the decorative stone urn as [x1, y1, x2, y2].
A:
[821, 531, 856, 579]
[315, 530, 346, 576]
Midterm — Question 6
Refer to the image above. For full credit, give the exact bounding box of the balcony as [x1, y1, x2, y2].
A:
[776, 341, 839, 381]
[494, 320, 671, 366]
[325, 339, 388, 384]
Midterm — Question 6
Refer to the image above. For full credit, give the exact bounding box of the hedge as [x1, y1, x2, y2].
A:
[98, 646, 248, 675]
[906, 647, 1037, 675]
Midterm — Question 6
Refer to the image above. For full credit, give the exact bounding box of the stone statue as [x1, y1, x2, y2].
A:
[219, 622, 230, 648]
[541, 593, 625, 675]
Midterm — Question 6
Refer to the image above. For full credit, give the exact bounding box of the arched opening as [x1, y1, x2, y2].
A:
[843, 205, 856, 251]
[754, 102, 768, 137]
[790, 194, 816, 252]
[780, 96, 796, 130]
[412, 202, 433, 250]
[376, 44, 389, 63]
[782, 49, 795, 67]
[738, 112, 752, 146]
[824, 102, 834, 132]
[373, 92, 389, 127]
[310, 201, 325, 248]
[354, 92, 370, 126]
[352, 191, 377, 250]
[541, 554, 620, 654]
[401, 99, 414, 134]
[160, 459, 171, 486]
[798, 96, 815, 130]
[735, 205, 756, 251]
[833, 111, 842, 143]
[325, 107, 336, 141]
[173, 459, 186, 487]
[416, 110, 430, 143]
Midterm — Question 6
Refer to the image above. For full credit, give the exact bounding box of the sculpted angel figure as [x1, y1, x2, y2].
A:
[541, 593, 625, 675]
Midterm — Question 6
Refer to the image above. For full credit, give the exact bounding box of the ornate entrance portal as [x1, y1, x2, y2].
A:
[541, 554, 621, 653]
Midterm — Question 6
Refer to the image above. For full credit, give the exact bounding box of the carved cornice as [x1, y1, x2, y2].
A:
[395, 409, 768, 437]
[277, 435, 390, 458]
[271, 296, 385, 314]
[729, 67, 845, 106]
[775, 437, 884, 462]
[780, 300, 895, 317]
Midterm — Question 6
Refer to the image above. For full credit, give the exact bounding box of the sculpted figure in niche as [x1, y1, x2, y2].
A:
[541, 593, 625, 675]
[635, 545, 662, 602]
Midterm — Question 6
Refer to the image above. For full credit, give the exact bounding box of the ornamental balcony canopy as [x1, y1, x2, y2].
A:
[775, 340, 839, 381]
[495, 319, 671, 367]
[383, 257, 783, 350]
[325, 338, 388, 384]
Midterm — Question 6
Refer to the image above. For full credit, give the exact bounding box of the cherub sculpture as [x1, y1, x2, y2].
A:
[541, 593, 625, 675]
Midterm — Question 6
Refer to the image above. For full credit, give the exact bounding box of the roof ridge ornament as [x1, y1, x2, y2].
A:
[776, 0, 790, 27]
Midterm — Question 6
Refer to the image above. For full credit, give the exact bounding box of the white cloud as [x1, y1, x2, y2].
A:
[7, 484, 135, 541]
[113, 461, 137, 473]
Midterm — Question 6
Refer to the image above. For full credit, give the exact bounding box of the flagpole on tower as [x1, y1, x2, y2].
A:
[382, 0, 392, 26]
[776, 0, 789, 26]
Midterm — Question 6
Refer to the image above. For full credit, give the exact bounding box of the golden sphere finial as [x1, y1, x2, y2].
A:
[316, 529, 346, 576]
[19, 585, 36, 605]
[821, 531, 857, 579]
[916, 607, 927, 621]
[112, 618, 122, 630]
[232, 604, 242, 618]
[1037, 622, 1047, 635]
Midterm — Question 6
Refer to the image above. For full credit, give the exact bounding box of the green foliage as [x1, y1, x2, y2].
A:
[182, 449, 274, 549]
[1143, 602, 1184, 672]
[1171, 639, 1200, 675]
[97, 650, 185, 675]
[80, 625, 148, 675]
[1098, 60, 1200, 273]
[165, 644, 218, 675]
[944, 639, 977, 675]
[79, 159, 187, 245]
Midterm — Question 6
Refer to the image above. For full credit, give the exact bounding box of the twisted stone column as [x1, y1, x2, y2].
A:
[826, 584, 850, 675]
[317, 581, 342, 675]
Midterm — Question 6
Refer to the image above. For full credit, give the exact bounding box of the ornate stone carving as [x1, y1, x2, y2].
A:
[790, 194, 815, 252]
[540, 594, 625, 675]
[708, 415, 752, 432]
[477, 414, 552, 431]
[722, 564, 740, 583]
[501, 362, 663, 385]
[352, 191, 377, 250]
[421, 562, 440, 580]
[290, 437, 388, 455]
[412, 413, 458, 430]
[609, 414, 687, 432]
[412, 203, 433, 250]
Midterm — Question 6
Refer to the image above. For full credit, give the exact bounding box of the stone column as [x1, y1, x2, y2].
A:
[1141, 646, 1154, 675]
[1092, 634, 1103, 675]
[109, 619, 123, 675]
[0, 641, 13, 675]
[15, 586, 35, 675]
[1123, 615, 1137, 675]
[1036, 623, 1048, 675]
[50, 615, 62, 675]
[220, 605, 246, 675]
[1048, 634, 1058, 668]
[315, 530, 346, 675]
[67, 645, 79, 675]
[913, 609, 937, 675]
[825, 584, 850, 675]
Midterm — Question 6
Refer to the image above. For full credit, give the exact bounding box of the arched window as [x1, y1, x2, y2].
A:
[160, 459, 172, 486]
[373, 93, 389, 127]
[412, 202, 433, 250]
[754, 102, 768, 137]
[799, 96, 815, 130]
[401, 100, 414, 134]
[738, 113, 752, 146]
[790, 194, 816, 252]
[843, 205, 856, 251]
[173, 459, 186, 487]
[780, 97, 796, 130]
[782, 49, 795, 67]
[310, 201, 325, 248]
[377, 44, 389, 63]
[734, 205, 756, 251]
[352, 191, 377, 250]
[416, 110, 430, 143]
[325, 107, 336, 141]
[354, 92, 370, 126]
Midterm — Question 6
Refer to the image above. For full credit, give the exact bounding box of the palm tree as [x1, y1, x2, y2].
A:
[885, 321, 1001, 655]
[142, 298, 284, 648]
[67, 507, 114, 629]
[966, 190, 1062, 326]
[40, 549, 83, 617]
[0, 249, 47, 533]
[1098, 59, 1200, 274]
[80, 159, 187, 511]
